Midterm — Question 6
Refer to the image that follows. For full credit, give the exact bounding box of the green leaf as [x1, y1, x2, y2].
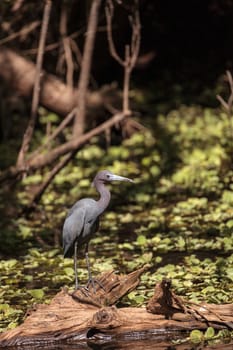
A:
[28, 289, 44, 300]
[155, 256, 162, 263]
[127, 291, 136, 300]
[133, 295, 145, 304]
[121, 213, 134, 223]
[0, 259, 18, 269]
[222, 190, 233, 204]
[47, 249, 60, 258]
[7, 322, 18, 329]
[201, 286, 215, 294]
[190, 329, 203, 344]
[137, 235, 147, 246]
[226, 267, 233, 282]
[226, 219, 233, 228]
[217, 329, 231, 339]
[64, 267, 74, 276]
[0, 304, 10, 313]
[204, 327, 215, 340]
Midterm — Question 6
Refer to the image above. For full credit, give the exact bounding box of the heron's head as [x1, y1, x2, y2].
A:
[92, 170, 133, 186]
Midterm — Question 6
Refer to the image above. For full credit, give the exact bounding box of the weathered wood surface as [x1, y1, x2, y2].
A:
[0, 268, 232, 348]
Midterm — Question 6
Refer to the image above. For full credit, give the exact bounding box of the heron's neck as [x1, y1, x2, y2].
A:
[96, 182, 111, 216]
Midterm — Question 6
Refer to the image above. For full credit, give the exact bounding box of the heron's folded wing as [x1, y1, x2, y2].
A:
[62, 207, 86, 257]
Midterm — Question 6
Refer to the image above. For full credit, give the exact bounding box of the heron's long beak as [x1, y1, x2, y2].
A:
[109, 174, 134, 183]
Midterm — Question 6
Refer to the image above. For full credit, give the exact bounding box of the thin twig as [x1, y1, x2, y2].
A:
[30, 151, 75, 206]
[28, 108, 77, 160]
[70, 38, 83, 69]
[70, 37, 98, 89]
[105, 0, 124, 66]
[12, 0, 25, 11]
[128, 4, 140, 70]
[31, 1, 52, 124]
[23, 25, 107, 55]
[227, 70, 233, 92]
[216, 94, 229, 112]
[217, 70, 233, 163]
[16, 0, 52, 169]
[60, 2, 74, 89]
[123, 45, 130, 113]
[217, 70, 233, 114]
[0, 21, 41, 45]
[227, 70, 233, 108]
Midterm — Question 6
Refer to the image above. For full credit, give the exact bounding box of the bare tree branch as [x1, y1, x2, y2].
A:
[12, 0, 25, 11]
[105, 0, 140, 115]
[217, 70, 233, 114]
[217, 70, 233, 160]
[0, 21, 41, 45]
[128, 4, 141, 70]
[105, 0, 125, 66]
[28, 108, 77, 160]
[123, 45, 131, 113]
[16, 0, 52, 168]
[226, 70, 233, 109]
[30, 111, 130, 169]
[60, 2, 74, 89]
[216, 94, 229, 112]
[23, 25, 108, 56]
[0, 111, 131, 183]
[29, 151, 76, 207]
[73, 0, 102, 137]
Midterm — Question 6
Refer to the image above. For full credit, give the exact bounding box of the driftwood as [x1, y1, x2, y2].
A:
[0, 268, 232, 348]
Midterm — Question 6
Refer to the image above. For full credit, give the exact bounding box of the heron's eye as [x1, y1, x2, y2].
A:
[106, 174, 110, 179]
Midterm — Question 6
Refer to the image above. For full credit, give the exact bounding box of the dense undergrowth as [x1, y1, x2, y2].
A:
[0, 104, 233, 336]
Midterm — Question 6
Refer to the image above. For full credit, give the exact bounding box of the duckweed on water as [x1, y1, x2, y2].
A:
[0, 105, 233, 334]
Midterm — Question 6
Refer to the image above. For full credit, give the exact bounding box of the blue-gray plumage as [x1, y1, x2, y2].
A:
[62, 169, 133, 290]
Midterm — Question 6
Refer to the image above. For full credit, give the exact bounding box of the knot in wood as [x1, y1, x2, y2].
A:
[89, 306, 121, 329]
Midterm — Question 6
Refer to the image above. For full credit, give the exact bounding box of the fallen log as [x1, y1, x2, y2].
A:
[0, 268, 232, 348]
[0, 47, 114, 116]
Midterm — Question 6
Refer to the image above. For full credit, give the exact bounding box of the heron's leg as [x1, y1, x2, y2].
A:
[85, 243, 94, 286]
[85, 244, 105, 293]
[74, 240, 78, 290]
[72, 242, 91, 297]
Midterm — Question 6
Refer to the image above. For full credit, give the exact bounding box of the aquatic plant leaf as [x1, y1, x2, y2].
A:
[190, 329, 204, 344]
[137, 235, 147, 246]
[28, 289, 45, 300]
[63, 267, 74, 276]
[204, 327, 215, 340]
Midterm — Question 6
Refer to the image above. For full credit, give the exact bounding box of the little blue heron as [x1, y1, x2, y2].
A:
[62, 169, 133, 290]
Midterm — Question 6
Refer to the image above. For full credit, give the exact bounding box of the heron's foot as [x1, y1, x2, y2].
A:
[86, 277, 105, 294]
[71, 285, 90, 297]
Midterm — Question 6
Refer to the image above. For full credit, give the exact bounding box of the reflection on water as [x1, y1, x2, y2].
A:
[5, 338, 233, 350]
